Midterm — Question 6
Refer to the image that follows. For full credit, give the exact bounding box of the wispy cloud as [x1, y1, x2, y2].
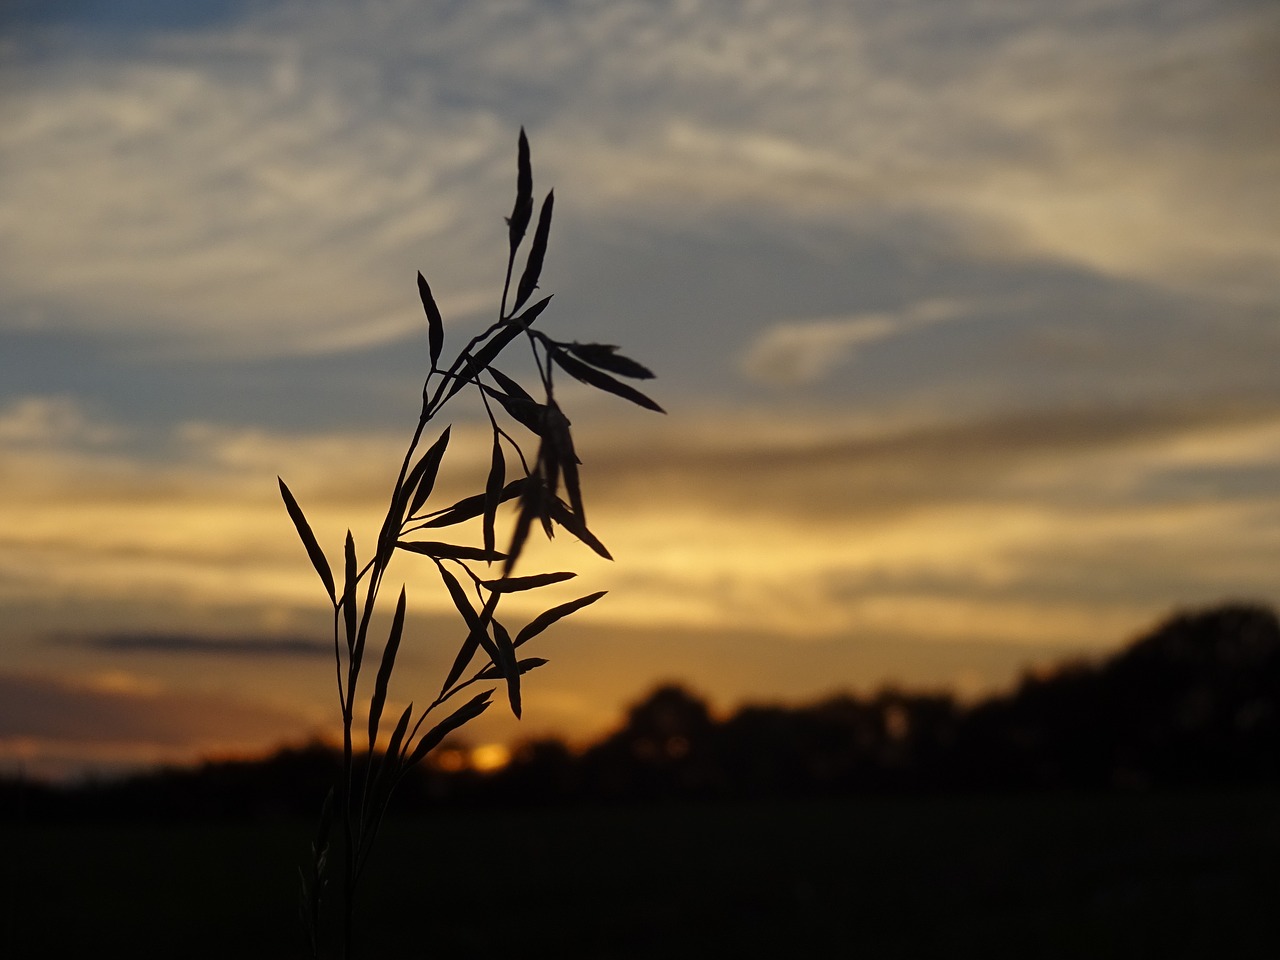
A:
[77, 632, 329, 657]
[2, 0, 1274, 362]
[0, 670, 319, 779]
[740, 299, 965, 386]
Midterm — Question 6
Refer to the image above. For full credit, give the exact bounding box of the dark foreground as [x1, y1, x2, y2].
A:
[4, 790, 1279, 959]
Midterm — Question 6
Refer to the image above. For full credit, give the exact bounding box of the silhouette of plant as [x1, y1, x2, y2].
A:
[278, 129, 662, 958]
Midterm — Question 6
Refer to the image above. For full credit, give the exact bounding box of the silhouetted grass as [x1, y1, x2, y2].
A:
[278, 129, 661, 954]
[6, 791, 1279, 958]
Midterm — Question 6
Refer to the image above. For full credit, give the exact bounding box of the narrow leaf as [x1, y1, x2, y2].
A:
[442, 296, 552, 404]
[343, 531, 357, 654]
[512, 191, 554, 314]
[436, 569, 500, 694]
[489, 618, 523, 717]
[507, 128, 533, 252]
[503, 477, 547, 576]
[417, 271, 445, 369]
[515, 591, 607, 647]
[384, 702, 413, 770]
[405, 690, 494, 770]
[486, 367, 536, 405]
[481, 571, 577, 592]
[549, 498, 613, 561]
[545, 403, 583, 523]
[566, 342, 655, 379]
[484, 435, 505, 556]
[404, 426, 451, 519]
[481, 386, 545, 436]
[476, 657, 549, 680]
[440, 631, 481, 700]
[279, 477, 336, 604]
[551, 349, 666, 413]
[397, 541, 507, 562]
[415, 478, 527, 529]
[367, 587, 406, 752]
[369, 701, 414, 811]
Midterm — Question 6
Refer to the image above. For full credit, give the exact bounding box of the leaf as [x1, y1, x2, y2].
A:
[415, 478, 528, 528]
[535, 434, 561, 519]
[476, 657, 549, 680]
[512, 191, 553, 314]
[383, 702, 413, 771]
[551, 349, 666, 413]
[490, 618, 523, 718]
[506, 128, 533, 253]
[397, 541, 507, 562]
[442, 296, 553, 404]
[566, 342, 655, 379]
[503, 477, 547, 576]
[549, 497, 613, 561]
[486, 367, 536, 405]
[481, 385, 545, 436]
[367, 587, 406, 752]
[481, 571, 577, 592]
[279, 477, 336, 604]
[417, 271, 445, 369]
[403, 427, 451, 519]
[436, 570, 501, 694]
[368, 702, 414, 812]
[544, 402, 583, 523]
[404, 690, 494, 770]
[483, 435, 505, 557]
[514, 591, 607, 647]
[343, 531, 358, 655]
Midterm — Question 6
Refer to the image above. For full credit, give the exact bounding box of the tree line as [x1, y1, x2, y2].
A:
[6, 603, 1280, 821]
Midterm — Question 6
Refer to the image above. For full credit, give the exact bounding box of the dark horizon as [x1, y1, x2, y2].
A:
[9, 600, 1278, 815]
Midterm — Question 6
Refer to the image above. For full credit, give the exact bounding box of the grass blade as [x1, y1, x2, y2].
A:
[507, 128, 533, 252]
[491, 617, 522, 718]
[404, 426, 451, 519]
[482, 385, 545, 436]
[566, 342, 655, 379]
[279, 477, 336, 604]
[414, 479, 527, 529]
[436, 568, 501, 694]
[343, 532, 357, 654]
[404, 690, 494, 770]
[549, 498, 612, 560]
[512, 191, 554, 314]
[417, 271, 445, 369]
[551, 348, 666, 413]
[514, 591, 607, 647]
[367, 587, 406, 752]
[441, 296, 552, 404]
[486, 366, 536, 404]
[397, 541, 507, 562]
[476, 656, 548, 680]
[483, 435, 505, 556]
[545, 403, 583, 523]
[482, 571, 576, 592]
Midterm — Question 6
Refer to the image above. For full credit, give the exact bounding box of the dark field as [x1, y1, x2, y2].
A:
[5, 790, 1280, 958]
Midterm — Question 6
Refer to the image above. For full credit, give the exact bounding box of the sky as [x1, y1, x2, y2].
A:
[2, 0, 1279, 780]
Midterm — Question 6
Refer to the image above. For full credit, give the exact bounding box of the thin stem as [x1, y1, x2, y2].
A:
[499, 246, 517, 323]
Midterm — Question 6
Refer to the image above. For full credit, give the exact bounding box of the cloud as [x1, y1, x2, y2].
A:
[77, 631, 329, 657]
[0, 670, 317, 757]
[0, 395, 120, 446]
[1, 0, 1274, 366]
[740, 299, 965, 386]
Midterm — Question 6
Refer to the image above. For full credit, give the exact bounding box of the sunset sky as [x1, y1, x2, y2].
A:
[3, 0, 1279, 780]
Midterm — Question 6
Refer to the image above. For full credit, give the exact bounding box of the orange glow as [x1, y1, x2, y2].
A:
[469, 743, 511, 772]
